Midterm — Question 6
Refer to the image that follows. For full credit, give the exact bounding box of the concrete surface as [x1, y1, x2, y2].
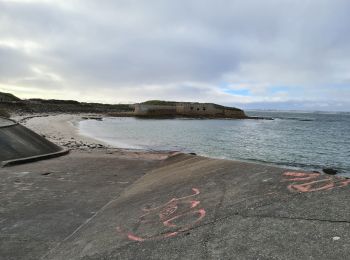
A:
[0, 122, 65, 164]
[0, 118, 16, 127]
[1, 152, 350, 259]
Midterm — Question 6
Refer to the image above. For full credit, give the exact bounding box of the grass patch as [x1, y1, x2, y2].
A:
[0, 92, 21, 101]
[142, 100, 177, 106]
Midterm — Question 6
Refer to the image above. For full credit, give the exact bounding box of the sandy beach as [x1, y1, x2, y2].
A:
[17, 113, 177, 161]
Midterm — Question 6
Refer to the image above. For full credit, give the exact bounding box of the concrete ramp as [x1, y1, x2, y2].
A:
[1, 151, 350, 259]
[43, 154, 350, 260]
[0, 117, 68, 166]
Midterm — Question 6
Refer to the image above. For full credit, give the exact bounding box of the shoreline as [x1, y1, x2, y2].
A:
[16, 113, 179, 161]
[79, 116, 350, 178]
[14, 113, 348, 177]
[3, 114, 350, 259]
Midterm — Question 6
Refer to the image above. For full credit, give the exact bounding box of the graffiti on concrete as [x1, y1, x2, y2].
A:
[117, 188, 206, 242]
[282, 172, 350, 193]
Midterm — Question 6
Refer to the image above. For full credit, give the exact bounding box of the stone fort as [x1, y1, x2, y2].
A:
[133, 102, 247, 118]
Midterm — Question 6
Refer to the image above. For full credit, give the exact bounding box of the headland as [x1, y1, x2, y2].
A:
[0, 91, 262, 119]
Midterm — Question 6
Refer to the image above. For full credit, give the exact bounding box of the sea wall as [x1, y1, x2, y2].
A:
[0, 118, 67, 165]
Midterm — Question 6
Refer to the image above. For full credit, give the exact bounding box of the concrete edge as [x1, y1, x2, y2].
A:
[0, 116, 18, 128]
[1, 149, 70, 167]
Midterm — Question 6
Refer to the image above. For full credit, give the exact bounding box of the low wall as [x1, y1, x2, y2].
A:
[0, 118, 67, 165]
[134, 104, 177, 117]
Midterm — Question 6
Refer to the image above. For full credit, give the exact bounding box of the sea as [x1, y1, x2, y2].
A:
[78, 111, 350, 176]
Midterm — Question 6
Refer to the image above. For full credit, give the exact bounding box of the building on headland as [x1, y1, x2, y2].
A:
[133, 101, 247, 118]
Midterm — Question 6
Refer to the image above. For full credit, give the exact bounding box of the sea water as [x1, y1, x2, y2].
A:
[79, 111, 350, 176]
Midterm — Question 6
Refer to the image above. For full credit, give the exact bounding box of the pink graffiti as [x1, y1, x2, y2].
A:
[117, 188, 206, 242]
[282, 172, 320, 182]
[282, 171, 350, 193]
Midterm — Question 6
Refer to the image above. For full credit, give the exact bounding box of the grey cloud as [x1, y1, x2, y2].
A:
[0, 47, 32, 80]
[0, 0, 350, 110]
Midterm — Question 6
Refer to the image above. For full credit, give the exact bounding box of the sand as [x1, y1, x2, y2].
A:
[15, 113, 178, 161]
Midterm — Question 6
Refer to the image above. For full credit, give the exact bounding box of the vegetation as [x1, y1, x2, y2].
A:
[28, 98, 80, 104]
[0, 92, 21, 101]
[213, 104, 243, 111]
[142, 100, 177, 106]
[0, 91, 243, 115]
[0, 91, 134, 114]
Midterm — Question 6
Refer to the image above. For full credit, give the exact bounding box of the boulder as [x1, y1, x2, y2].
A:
[323, 168, 338, 175]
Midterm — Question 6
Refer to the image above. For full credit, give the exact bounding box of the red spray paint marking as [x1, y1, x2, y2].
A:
[117, 188, 206, 242]
[282, 172, 320, 182]
[282, 171, 350, 193]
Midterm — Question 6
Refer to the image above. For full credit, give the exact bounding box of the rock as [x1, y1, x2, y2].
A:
[323, 168, 338, 175]
[189, 152, 197, 155]
[82, 116, 102, 121]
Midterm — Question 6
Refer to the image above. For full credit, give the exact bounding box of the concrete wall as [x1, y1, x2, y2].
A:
[133, 103, 247, 118]
[176, 103, 247, 118]
[134, 104, 176, 116]
[176, 103, 221, 116]
[0, 119, 66, 164]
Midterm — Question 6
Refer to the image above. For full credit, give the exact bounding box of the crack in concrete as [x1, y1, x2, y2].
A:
[243, 214, 350, 224]
[203, 179, 227, 258]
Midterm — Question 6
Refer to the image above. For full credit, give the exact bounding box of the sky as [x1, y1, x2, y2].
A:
[0, 0, 350, 111]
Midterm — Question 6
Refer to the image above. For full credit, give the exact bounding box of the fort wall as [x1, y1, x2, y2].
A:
[133, 104, 177, 117]
[134, 102, 247, 118]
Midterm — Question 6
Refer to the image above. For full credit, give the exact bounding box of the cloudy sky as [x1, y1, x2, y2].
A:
[1, 0, 350, 110]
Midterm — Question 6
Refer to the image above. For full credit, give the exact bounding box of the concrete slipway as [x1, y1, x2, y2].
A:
[0, 118, 67, 166]
[1, 149, 350, 259]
